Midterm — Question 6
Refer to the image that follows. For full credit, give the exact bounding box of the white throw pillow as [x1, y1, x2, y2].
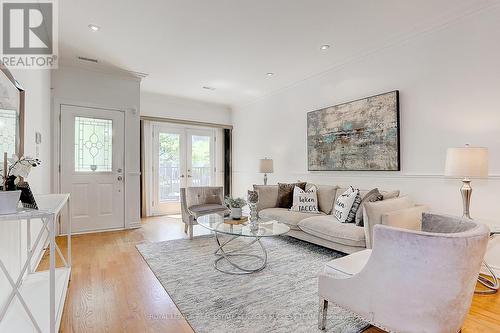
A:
[334, 186, 359, 223]
[291, 186, 319, 213]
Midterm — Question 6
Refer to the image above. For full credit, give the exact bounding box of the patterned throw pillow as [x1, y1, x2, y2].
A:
[290, 186, 320, 213]
[334, 187, 359, 223]
[355, 188, 384, 226]
[276, 182, 307, 208]
[345, 192, 362, 223]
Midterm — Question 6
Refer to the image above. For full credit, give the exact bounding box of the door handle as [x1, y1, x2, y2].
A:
[117, 175, 123, 181]
[187, 175, 192, 178]
[117, 168, 123, 173]
[180, 174, 185, 178]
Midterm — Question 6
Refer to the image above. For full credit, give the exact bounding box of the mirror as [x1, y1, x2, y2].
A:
[0, 62, 24, 158]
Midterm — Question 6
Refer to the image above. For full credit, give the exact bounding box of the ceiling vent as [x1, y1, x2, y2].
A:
[77, 56, 98, 63]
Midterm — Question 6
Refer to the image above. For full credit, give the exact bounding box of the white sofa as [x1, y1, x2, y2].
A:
[254, 184, 426, 254]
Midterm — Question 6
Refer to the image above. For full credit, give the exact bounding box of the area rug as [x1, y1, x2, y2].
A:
[136, 235, 369, 333]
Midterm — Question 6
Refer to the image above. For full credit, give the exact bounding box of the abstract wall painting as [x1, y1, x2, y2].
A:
[307, 91, 400, 171]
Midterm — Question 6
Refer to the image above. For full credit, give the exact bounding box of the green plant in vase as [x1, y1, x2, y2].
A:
[224, 196, 247, 220]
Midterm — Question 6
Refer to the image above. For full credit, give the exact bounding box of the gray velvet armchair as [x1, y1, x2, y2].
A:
[180, 186, 230, 239]
[318, 213, 490, 333]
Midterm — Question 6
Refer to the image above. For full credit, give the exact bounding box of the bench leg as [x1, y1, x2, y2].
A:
[184, 223, 188, 233]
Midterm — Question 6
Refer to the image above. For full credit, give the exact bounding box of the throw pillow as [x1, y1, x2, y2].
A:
[276, 182, 307, 208]
[291, 185, 320, 213]
[333, 187, 358, 223]
[345, 192, 362, 223]
[355, 188, 384, 226]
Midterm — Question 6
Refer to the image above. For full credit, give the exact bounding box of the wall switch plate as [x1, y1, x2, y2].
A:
[35, 132, 42, 144]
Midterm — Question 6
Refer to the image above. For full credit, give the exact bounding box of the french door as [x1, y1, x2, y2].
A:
[60, 105, 125, 233]
[152, 125, 215, 215]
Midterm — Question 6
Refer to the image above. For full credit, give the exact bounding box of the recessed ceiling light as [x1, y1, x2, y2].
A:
[88, 24, 100, 32]
[266, 72, 274, 77]
[202, 86, 216, 90]
[320, 44, 330, 50]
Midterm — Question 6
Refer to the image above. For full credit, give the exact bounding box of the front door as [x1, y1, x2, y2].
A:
[60, 105, 125, 233]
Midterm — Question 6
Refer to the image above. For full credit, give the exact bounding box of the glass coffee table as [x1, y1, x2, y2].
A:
[197, 214, 290, 275]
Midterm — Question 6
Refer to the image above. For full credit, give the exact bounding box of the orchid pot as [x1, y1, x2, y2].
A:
[0, 190, 21, 214]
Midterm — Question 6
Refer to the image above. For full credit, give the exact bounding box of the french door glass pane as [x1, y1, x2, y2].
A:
[74, 117, 112, 172]
[159, 133, 181, 202]
[191, 135, 211, 186]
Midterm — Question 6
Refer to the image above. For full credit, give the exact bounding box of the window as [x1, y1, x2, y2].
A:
[74, 117, 113, 172]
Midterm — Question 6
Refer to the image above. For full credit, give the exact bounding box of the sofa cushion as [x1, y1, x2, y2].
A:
[308, 184, 339, 214]
[298, 215, 366, 247]
[324, 249, 372, 278]
[258, 208, 325, 230]
[253, 185, 278, 211]
[363, 196, 415, 248]
[277, 182, 307, 208]
[189, 204, 229, 218]
[355, 188, 384, 226]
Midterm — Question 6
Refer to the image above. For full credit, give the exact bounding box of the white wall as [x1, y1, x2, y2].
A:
[52, 65, 142, 228]
[0, 68, 52, 307]
[232, 8, 500, 268]
[141, 91, 231, 125]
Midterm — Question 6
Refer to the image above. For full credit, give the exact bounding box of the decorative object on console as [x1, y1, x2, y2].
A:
[276, 182, 307, 208]
[307, 91, 400, 171]
[0, 154, 41, 213]
[224, 196, 247, 220]
[290, 185, 319, 213]
[18, 182, 38, 209]
[259, 158, 273, 185]
[334, 187, 359, 223]
[445, 144, 488, 219]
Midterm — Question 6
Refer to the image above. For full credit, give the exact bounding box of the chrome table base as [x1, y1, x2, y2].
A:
[476, 261, 499, 294]
[213, 232, 268, 275]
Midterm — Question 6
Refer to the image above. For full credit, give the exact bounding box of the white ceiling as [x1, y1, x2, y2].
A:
[59, 0, 499, 108]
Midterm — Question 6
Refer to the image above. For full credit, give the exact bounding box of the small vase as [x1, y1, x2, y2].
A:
[0, 190, 21, 215]
[231, 207, 242, 220]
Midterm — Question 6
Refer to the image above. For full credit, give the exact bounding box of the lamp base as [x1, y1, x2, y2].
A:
[263, 173, 268, 185]
[461, 178, 472, 219]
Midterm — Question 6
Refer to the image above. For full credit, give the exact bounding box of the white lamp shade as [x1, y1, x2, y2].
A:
[445, 146, 489, 178]
[259, 159, 274, 173]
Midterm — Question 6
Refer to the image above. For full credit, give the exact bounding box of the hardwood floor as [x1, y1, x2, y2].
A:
[38, 216, 500, 333]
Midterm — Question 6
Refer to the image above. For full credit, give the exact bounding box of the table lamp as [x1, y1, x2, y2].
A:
[444, 144, 488, 219]
[259, 158, 273, 185]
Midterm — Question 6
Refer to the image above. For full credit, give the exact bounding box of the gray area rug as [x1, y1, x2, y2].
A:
[136, 235, 369, 333]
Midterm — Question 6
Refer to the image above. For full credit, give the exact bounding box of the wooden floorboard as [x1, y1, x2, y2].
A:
[38, 216, 500, 333]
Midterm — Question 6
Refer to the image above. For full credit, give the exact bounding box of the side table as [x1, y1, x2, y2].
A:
[476, 225, 499, 294]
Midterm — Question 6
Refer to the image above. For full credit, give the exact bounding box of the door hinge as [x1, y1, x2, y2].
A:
[58, 164, 61, 173]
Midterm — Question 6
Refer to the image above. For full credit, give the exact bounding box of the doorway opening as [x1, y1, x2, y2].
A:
[141, 119, 230, 217]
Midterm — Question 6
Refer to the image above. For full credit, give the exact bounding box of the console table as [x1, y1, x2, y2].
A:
[0, 194, 71, 333]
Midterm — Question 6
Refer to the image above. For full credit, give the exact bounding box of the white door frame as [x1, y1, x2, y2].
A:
[52, 99, 130, 233]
